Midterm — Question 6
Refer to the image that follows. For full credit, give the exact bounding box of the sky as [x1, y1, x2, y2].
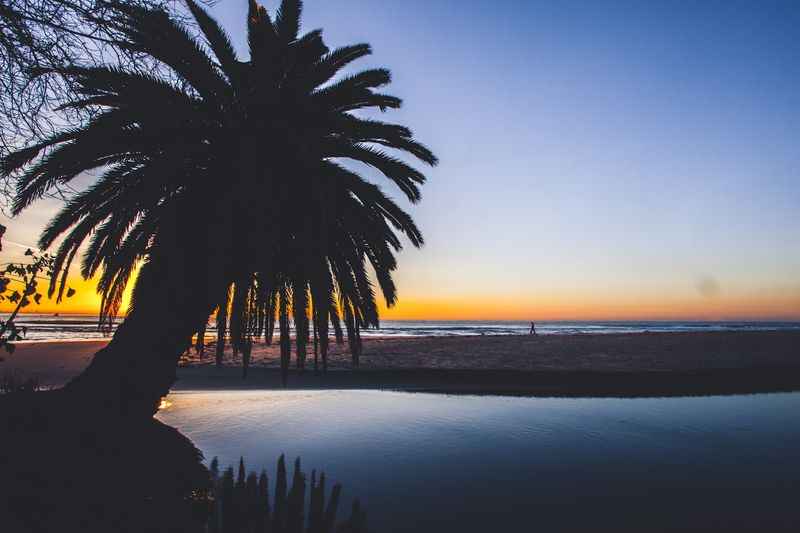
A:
[2, 0, 799, 320]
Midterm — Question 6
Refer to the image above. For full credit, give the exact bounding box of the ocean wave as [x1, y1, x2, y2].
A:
[7, 314, 800, 342]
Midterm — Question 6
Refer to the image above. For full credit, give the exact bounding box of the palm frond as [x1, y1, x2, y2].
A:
[275, 0, 302, 42]
[112, 3, 232, 106]
[184, 0, 240, 79]
[247, 0, 279, 65]
[327, 143, 425, 203]
[306, 44, 372, 90]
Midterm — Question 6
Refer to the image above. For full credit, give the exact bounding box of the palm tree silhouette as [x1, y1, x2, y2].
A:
[1, 0, 436, 417]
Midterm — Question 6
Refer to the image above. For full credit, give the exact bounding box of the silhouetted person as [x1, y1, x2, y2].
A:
[529, 321, 537, 335]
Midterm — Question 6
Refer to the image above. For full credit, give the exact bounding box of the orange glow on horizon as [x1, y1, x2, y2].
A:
[0, 271, 135, 316]
[378, 292, 800, 322]
[2, 271, 797, 322]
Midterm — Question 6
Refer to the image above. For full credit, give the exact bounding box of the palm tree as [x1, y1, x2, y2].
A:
[0, 0, 436, 418]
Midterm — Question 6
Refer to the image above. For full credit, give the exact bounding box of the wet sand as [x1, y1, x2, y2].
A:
[1, 340, 108, 388]
[3, 331, 799, 397]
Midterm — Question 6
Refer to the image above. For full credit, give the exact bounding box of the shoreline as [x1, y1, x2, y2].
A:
[3, 331, 799, 398]
[172, 366, 800, 398]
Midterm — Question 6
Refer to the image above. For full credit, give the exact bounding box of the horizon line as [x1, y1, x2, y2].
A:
[5, 310, 800, 324]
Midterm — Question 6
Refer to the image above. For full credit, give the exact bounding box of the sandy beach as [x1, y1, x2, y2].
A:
[3, 331, 799, 397]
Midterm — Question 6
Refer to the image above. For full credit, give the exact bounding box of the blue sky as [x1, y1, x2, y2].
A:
[233, 0, 799, 319]
[4, 0, 799, 318]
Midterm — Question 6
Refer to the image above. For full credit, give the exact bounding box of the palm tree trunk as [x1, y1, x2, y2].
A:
[64, 253, 221, 419]
[61, 203, 231, 419]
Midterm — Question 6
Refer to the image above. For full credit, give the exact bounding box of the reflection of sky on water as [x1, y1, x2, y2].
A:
[158, 390, 800, 532]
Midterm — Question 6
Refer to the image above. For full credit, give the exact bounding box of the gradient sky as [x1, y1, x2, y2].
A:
[2, 0, 799, 320]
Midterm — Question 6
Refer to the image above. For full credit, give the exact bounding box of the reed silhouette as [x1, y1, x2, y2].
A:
[0, 0, 436, 419]
[208, 455, 368, 533]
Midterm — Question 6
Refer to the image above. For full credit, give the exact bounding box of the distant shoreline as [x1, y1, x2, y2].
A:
[4, 331, 799, 398]
[5, 314, 800, 343]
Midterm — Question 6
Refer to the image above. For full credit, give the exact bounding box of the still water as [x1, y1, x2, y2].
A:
[157, 390, 800, 532]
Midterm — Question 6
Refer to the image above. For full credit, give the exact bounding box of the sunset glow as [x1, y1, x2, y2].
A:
[3, 271, 798, 322]
[2, 0, 798, 323]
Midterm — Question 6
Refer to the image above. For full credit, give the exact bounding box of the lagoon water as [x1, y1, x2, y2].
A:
[157, 390, 800, 532]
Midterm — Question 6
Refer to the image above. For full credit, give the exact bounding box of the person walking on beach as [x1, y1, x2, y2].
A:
[529, 321, 537, 335]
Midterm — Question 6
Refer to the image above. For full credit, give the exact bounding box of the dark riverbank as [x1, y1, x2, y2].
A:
[174, 365, 800, 398]
[174, 330, 800, 397]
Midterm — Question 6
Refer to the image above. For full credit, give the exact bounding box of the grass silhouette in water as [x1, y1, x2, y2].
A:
[207, 455, 368, 533]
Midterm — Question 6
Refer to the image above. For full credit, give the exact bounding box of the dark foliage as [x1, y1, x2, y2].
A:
[0, 248, 75, 356]
[208, 455, 369, 533]
[0, 0, 436, 414]
[0, 0, 190, 205]
[0, 399, 211, 532]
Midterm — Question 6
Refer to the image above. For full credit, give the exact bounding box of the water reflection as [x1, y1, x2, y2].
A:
[158, 390, 800, 532]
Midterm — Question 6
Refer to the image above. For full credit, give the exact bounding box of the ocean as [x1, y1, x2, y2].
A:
[9, 313, 800, 342]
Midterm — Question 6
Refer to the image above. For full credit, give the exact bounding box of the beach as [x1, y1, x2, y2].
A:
[4, 330, 799, 397]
